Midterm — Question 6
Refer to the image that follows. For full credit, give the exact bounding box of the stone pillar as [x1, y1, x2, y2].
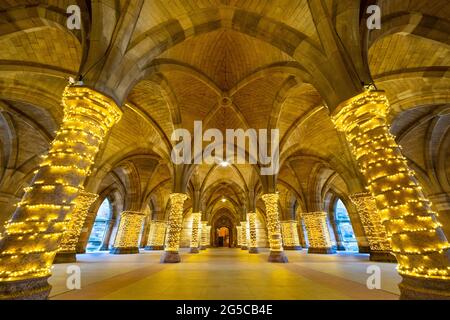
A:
[200, 221, 209, 250]
[240, 221, 248, 250]
[302, 212, 336, 254]
[429, 193, 450, 241]
[236, 225, 242, 247]
[332, 89, 450, 299]
[262, 194, 288, 262]
[99, 218, 116, 251]
[190, 212, 202, 253]
[145, 220, 166, 250]
[54, 191, 98, 263]
[280, 220, 302, 250]
[160, 193, 187, 263]
[110, 211, 145, 254]
[0, 86, 121, 300]
[350, 192, 395, 262]
[247, 212, 258, 254]
[328, 215, 346, 251]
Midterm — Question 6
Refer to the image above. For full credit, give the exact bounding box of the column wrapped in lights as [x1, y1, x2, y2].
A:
[161, 193, 187, 263]
[145, 220, 166, 250]
[54, 191, 98, 263]
[333, 89, 450, 299]
[190, 212, 202, 253]
[281, 220, 302, 250]
[302, 212, 335, 254]
[236, 225, 242, 247]
[110, 211, 145, 254]
[200, 221, 209, 250]
[240, 221, 248, 250]
[247, 212, 258, 254]
[350, 192, 395, 262]
[0, 86, 122, 300]
[262, 194, 288, 262]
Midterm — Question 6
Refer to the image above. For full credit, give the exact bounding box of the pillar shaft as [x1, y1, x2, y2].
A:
[99, 218, 116, 251]
[0, 86, 121, 300]
[333, 90, 450, 298]
[145, 220, 166, 250]
[240, 221, 248, 250]
[54, 191, 98, 263]
[110, 211, 145, 254]
[302, 212, 335, 254]
[262, 194, 288, 262]
[247, 212, 258, 253]
[236, 226, 242, 247]
[161, 193, 187, 263]
[190, 212, 202, 253]
[281, 220, 302, 250]
[200, 221, 209, 249]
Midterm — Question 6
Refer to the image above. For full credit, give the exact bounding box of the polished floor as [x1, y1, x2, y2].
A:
[48, 248, 401, 300]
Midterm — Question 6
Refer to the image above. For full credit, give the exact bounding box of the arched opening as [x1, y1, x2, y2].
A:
[334, 199, 358, 252]
[86, 198, 112, 252]
[217, 227, 230, 247]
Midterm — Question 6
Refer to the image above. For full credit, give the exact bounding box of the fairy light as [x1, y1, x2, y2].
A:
[261, 194, 284, 252]
[0, 86, 122, 284]
[57, 191, 98, 254]
[200, 221, 209, 249]
[332, 89, 450, 280]
[164, 193, 188, 252]
[247, 212, 258, 252]
[240, 221, 248, 249]
[112, 211, 146, 250]
[145, 220, 167, 250]
[280, 220, 301, 249]
[302, 212, 334, 253]
[190, 212, 202, 252]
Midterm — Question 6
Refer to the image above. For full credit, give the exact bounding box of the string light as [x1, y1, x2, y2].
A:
[112, 211, 146, 250]
[164, 193, 188, 252]
[240, 221, 248, 249]
[190, 212, 202, 252]
[145, 220, 167, 250]
[280, 220, 301, 249]
[200, 221, 210, 249]
[0, 86, 122, 283]
[332, 89, 450, 280]
[302, 212, 334, 253]
[247, 212, 258, 252]
[262, 194, 284, 252]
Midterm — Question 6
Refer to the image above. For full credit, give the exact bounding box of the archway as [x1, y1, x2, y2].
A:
[212, 214, 235, 248]
[334, 199, 358, 252]
[86, 198, 112, 252]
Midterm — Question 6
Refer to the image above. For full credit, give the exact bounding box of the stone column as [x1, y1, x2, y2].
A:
[0, 86, 121, 300]
[332, 89, 450, 299]
[328, 215, 346, 251]
[54, 191, 98, 263]
[236, 225, 242, 247]
[280, 220, 302, 250]
[240, 221, 248, 250]
[110, 211, 145, 254]
[302, 212, 336, 254]
[160, 193, 187, 263]
[428, 193, 450, 241]
[247, 212, 258, 254]
[145, 220, 166, 250]
[99, 218, 116, 251]
[262, 194, 288, 262]
[350, 192, 395, 262]
[200, 221, 209, 250]
[190, 212, 202, 253]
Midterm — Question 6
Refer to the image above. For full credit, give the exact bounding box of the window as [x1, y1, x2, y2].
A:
[86, 198, 112, 252]
[335, 199, 358, 252]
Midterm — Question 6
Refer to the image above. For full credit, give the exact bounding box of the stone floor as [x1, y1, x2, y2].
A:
[48, 248, 401, 300]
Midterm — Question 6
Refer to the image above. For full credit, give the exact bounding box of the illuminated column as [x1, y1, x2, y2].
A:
[0, 86, 121, 300]
[145, 220, 166, 250]
[54, 191, 98, 263]
[200, 221, 209, 250]
[262, 194, 288, 262]
[161, 193, 187, 263]
[240, 221, 248, 250]
[110, 211, 145, 254]
[236, 225, 242, 247]
[302, 212, 335, 254]
[350, 192, 395, 262]
[205, 225, 211, 247]
[247, 212, 258, 254]
[190, 212, 202, 253]
[333, 90, 450, 299]
[281, 220, 302, 250]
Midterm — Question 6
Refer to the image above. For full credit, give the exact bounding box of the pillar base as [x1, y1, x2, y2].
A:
[308, 247, 336, 254]
[99, 246, 110, 251]
[145, 246, 164, 251]
[200, 245, 209, 250]
[160, 251, 181, 263]
[53, 252, 77, 264]
[369, 251, 397, 263]
[241, 246, 248, 250]
[358, 246, 370, 254]
[284, 246, 302, 251]
[399, 275, 450, 300]
[190, 247, 200, 253]
[248, 247, 259, 254]
[268, 251, 288, 263]
[336, 245, 346, 251]
[0, 276, 51, 300]
[109, 247, 139, 254]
